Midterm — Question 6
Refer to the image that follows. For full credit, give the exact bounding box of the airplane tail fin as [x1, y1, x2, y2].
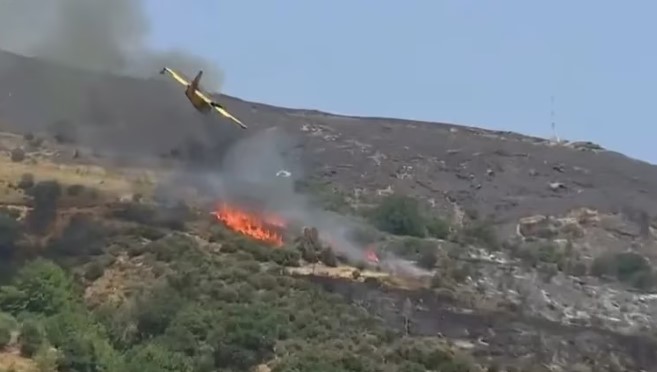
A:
[191, 70, 203, 90]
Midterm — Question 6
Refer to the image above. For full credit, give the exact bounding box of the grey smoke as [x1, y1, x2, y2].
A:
[181, 128, 391, 268]
[0, 0, 428, 276]
[200, 128, 432, 278]
[0, 0, 223, 89]
[0, 0, 234, 161]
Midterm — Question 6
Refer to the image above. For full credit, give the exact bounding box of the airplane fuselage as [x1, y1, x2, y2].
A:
[185, 85, 212, 113]
[160, 66, 247, 128]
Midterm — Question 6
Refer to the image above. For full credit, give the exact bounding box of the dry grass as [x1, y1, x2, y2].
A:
[0, 155, 130, 196]
[288, 263, 388, 279]
[84, 254, 157, 309]
[287, 263, 428, 290]
[0, 351, 37, 372]
[0, 143, 165, 207]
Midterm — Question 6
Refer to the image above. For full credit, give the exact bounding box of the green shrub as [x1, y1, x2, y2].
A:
[461, 221, 499, 250]
[10, 148, 25, 162]
[591, 252, 654, 290]
[616, 252, 651, 282]
[319, 247, 338, 267]
[629, 270, 657, 290]
[537, 244, 561, 264]
[19, 319, 44, 357]
[417, 250, 438, 270]
[426, 217, 450, 239]
[0, 258, 74, 316]
[388, 237, 436, 262]
[84, 261, 106, 281]
[590, 254, 614, 278]
[368, 195, 426, 237]
[271, 247, 301, 267]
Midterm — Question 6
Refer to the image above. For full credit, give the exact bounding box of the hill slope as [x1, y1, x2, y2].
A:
[3, 49, 657, 371]
[2, 48, 657, 224]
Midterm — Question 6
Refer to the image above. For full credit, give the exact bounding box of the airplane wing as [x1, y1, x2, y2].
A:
[194, 90, 248, 129]
[160, 67, 190, 87]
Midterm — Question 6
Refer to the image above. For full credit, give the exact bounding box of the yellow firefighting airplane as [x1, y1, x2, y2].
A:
[159, 67, 247, 129]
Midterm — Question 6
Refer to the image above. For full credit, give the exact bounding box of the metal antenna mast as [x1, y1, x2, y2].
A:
[550, 95, 559, 142]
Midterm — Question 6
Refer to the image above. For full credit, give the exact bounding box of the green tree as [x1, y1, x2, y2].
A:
[211, 305, 286, 370]
[45, 311, 125, 372]
[0, 259, 74, 316]
[134, 284, 184, 340]
[368, 195, 426, 237]
[160, 305, 217, 356]
[34, 344, 60, 372]
[125, 344, 194, 372]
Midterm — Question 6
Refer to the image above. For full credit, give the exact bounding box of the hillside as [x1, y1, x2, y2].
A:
[4, 49, 657, 220]
[0, 49, 657, 371]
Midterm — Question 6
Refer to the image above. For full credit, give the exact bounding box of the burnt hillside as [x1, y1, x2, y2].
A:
[1, 48, 657, 225]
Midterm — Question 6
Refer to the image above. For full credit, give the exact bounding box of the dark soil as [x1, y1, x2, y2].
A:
[307, 275, 657, 370]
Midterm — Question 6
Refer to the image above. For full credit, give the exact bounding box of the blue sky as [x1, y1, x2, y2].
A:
[144, 1, 656, 163]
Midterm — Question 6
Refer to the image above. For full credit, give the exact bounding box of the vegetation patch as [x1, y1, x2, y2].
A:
[366, 194, 451, 239]
[0, 201, 479, 371]
[591, 252, 656, 290]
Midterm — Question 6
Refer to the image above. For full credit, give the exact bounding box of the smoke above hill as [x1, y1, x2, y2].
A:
[0, 0, 223, 90]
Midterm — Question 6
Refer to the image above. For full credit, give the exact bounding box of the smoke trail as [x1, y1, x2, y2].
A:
[0, 0, 223, 89]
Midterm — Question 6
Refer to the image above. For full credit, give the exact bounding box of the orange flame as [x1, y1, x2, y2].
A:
[365, 245, 380, 264]
[213, 203, 285, 247]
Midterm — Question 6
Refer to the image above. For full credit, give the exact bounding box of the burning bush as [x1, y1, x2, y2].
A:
[213, 203, 285, 247]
